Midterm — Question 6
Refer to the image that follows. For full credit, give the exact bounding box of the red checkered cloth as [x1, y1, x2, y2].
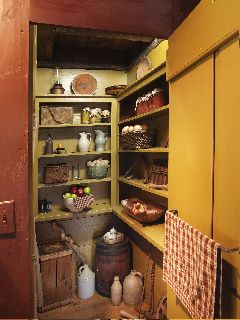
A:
[73, 195, 94, 211]
[163, 211, 222, 319]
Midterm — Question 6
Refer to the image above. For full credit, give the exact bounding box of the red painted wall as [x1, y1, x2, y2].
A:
[0, 0, 32, 317]
[29, 0, 173, 38]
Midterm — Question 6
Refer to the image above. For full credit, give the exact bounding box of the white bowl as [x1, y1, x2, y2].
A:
[63, 197, 83, 213]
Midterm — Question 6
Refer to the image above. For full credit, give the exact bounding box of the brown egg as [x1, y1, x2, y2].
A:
[141, 123, 150, 131]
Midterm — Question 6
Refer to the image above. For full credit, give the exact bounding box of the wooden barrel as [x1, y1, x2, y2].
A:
[95, 238, 132, 297]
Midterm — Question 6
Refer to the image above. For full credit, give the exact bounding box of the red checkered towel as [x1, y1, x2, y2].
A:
[73, 195, 94, 211]
[163, 211, 222, 319]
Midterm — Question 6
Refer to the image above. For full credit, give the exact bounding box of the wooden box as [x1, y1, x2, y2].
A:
[38, 242, 73, 312]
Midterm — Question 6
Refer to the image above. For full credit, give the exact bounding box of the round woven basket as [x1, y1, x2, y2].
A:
[119, 131, 154, 150]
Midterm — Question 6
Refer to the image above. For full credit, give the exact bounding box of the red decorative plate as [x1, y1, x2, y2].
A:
[72, 74, 97, 95]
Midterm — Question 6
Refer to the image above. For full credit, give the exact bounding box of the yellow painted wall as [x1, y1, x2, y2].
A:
[167, 1, 240, 318]
[127, 40, 168, 85]
[167, 0, 240, 80]
[36, 68, 127, 96]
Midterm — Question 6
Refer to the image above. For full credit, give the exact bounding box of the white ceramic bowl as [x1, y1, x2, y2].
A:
[63, 197, 83, 213]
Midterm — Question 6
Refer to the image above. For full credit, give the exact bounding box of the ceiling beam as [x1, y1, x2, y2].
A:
[30, 0, 172, 38]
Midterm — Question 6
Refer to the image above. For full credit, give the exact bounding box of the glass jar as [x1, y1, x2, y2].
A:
[81, 109, 90, 124]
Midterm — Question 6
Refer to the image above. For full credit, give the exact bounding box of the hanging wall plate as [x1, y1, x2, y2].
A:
[72, 74, 97, 95]
[136, 57, 152, 80]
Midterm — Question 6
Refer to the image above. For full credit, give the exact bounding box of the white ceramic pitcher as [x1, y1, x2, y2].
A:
[77, 264, 95, 299]
[78, 132, 91, 152]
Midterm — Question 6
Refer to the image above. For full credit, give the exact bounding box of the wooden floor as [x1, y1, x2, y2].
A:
[38, 292, 143, 320]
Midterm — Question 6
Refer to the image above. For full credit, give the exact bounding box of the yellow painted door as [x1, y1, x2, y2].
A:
[168, 55, 214, 318]
[214, 36, 240, 319]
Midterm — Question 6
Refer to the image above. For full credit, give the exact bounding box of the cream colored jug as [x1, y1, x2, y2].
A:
[78, 132, 91, 152]
[111, 276, 122, 306]
[123, 270, 143, 306]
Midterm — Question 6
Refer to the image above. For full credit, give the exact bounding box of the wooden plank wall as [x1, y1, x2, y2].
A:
[0, 0, 32, 317]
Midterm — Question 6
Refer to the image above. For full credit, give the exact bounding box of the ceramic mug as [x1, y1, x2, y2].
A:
[38, 199, 52, 213]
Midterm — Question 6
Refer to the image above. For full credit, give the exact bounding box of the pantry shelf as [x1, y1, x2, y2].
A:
[117, 63, 166, 100]
[119, 147, 168, 153]
[38, 177, 112, 189]
[119, 105, 169, 125]
[112, 205, 165, 252]
[119, 177, 168, 198]
[39, 123, 111, 128]
[35, 203, 113, 222]
[38, 151, 111, 158]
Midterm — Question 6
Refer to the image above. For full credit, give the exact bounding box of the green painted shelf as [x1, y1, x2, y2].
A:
[38, 151, 111, 158]
[39, 123, 111, 128]
[119, 105, 169, 125]
[35, 203, 112, 222]
[113, 205, 165, 252]
[118, 177, 168, 198]
[38, 177, 112, 189]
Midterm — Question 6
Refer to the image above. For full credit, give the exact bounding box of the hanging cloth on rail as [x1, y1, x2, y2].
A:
[163, 211, 222, 319]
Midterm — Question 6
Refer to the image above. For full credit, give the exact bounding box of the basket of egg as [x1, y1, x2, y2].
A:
[120, 124, 153, 150]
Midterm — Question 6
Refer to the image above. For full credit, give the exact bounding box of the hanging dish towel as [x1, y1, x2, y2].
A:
[163, 211, 222, 319]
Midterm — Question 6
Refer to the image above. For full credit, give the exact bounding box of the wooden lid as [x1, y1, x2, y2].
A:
[72, 73, 97, 95]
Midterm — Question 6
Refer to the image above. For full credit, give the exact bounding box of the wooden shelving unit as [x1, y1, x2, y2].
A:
[113, 205, 165, 252]
[33, 96, 118, 221]
[119, 177, 168, 198]
[114, 64, 169, 247]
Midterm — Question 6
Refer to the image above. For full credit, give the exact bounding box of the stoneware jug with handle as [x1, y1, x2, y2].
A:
[77, 264, 95, 299]
[123, 270, 143, 306]
[78, 132, 91, 152]
[94, 130, 107, 152]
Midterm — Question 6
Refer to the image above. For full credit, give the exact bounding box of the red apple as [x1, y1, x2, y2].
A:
[70, 186, 78, 194]
[76, 188, 85, 197]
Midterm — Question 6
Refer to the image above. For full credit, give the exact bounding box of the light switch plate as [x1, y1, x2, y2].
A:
[0, 200, 15, 235]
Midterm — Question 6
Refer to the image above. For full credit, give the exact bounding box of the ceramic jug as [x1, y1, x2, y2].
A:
[77, 264, 95, 299]
[94, 130, 107, 152]
[123, 270, 143, 306]
[111, 276, 122, 306]
[78, 132, 91, 152]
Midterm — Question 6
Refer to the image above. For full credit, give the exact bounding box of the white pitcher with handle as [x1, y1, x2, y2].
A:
[78, 132, 91, 152]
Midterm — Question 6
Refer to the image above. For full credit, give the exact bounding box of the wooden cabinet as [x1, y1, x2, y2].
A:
[214, 36, 240, 317]
[33, 96, 117, 222]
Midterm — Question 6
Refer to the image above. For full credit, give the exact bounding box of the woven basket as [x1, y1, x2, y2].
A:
[44, 163, 69, 184]
[120, 131, 154, 150]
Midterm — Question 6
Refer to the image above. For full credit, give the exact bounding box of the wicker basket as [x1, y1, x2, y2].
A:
[44, 163, 69, 184]
[120, 131, 154, 150]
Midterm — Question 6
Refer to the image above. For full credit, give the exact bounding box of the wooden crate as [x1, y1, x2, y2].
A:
[38, 242, 73, 312]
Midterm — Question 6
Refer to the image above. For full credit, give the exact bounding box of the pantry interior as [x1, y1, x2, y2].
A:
[29, 1, 240, 319]
[32, 23, 169, 319]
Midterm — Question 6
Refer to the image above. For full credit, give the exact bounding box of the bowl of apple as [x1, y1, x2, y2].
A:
[63, 185, 94, 213]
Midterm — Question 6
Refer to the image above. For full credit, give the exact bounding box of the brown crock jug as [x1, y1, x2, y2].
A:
[123, 270, 143, 306]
